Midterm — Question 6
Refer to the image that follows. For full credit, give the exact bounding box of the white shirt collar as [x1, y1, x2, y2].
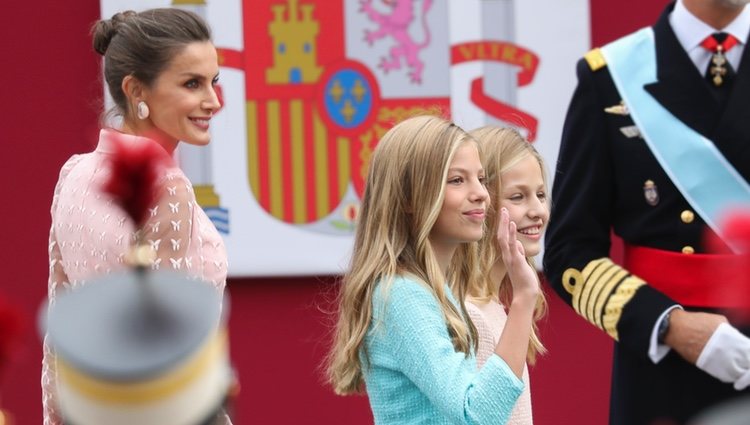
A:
[670, 0, 750, 51]
[724, 6, 750, 44]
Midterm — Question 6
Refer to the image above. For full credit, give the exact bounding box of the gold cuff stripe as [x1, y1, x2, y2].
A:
[592, 269, 629, 329]
[565, 258, 605, 325]
[562, 258, 645, 341]
[584, 48, 607, 71]
[574, 258, 608, 315]
[568, 260, 603, 315]
[582, 261, 617, 322]
[586, 263, 621, 326]
[603, 275, 645, 339]
[57, 329, 227, 404]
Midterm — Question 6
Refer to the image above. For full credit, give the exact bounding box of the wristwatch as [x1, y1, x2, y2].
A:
[657, 311, 672, 344]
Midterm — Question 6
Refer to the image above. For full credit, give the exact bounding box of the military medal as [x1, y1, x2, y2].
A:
[709, 46, 728, 87]
[604, 100, 629, 116]
[619, 125, 641, 139]
[701, 33, 739, 87]
[643, 180, 659, 206]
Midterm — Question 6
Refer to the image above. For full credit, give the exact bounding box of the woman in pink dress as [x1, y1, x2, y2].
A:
[464, 127, 549, 425]
[41, 8, 227, 424]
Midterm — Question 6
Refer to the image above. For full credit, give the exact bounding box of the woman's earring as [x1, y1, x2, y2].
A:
[136, 101, 150, 120]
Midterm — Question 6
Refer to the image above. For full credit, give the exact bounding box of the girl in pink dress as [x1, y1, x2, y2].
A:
[464, 127, 550, 425]
[42, 8, 227, 424]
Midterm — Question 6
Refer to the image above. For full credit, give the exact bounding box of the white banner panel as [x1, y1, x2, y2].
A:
[99, 0, 590, 276]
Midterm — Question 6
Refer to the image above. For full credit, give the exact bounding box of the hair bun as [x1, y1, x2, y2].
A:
[91, 10, 137, 56]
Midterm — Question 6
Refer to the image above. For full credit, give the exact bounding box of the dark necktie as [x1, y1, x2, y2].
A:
[701, 32, 738, 104]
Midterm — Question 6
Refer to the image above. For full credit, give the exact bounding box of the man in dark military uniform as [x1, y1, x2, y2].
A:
[544, 0, 750, 424]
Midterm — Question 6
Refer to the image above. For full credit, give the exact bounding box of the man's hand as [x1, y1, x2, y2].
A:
[664, 309, 726, 364]
[666, 310, 750, 389]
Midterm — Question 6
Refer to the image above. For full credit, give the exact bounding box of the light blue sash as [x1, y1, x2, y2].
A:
[601, 28, 750, 253]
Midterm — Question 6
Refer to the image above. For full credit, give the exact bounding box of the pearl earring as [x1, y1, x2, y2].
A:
[136, 101, 150, 120]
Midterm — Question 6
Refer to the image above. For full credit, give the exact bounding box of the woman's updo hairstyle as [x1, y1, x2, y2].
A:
[91, 8, 212, 118]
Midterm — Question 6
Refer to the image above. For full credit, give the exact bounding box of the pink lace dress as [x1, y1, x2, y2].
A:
[466, 298, 534, 425]
[42, 129, 228, 424]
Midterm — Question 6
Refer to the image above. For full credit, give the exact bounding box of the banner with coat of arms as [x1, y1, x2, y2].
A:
[100, 0, 590, 276]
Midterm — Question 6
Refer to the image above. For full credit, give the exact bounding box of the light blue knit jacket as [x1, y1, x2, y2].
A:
[362, 275, 524, 424]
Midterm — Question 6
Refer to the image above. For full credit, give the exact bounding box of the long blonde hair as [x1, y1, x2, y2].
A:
[327, 115, 483, 395]
[468, 126, 548, 364]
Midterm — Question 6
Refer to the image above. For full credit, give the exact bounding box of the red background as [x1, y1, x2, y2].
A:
[1, 1, 668, 423]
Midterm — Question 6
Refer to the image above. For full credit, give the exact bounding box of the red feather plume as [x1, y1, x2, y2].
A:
[704, 209, 750, 318]
[705, 209, 750, 254]
[102, 134, 172, 227]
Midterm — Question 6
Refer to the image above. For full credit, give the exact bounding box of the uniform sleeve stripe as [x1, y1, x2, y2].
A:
[585, 262, 619, 323]
[575, 259, 608, 314]
[592, 269, 629, 328]
[563, 258, 645, 341]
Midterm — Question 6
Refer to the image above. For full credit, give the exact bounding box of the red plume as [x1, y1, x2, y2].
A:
[705, 209, 750, 254]
[102, 134, 172, 226]
[704, 209, 750, 319]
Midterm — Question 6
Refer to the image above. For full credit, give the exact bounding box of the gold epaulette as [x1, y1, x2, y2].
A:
[584, 48, 607, 72]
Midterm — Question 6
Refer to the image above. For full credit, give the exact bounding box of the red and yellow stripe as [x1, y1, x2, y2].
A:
[247, 99, 350, 224]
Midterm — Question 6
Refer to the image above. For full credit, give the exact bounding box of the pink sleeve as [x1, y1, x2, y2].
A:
[43, 156, 83, 425]
[43, 223, 67, 424]
[465, 301, 497, 369]
[141, 170, 227, 292]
